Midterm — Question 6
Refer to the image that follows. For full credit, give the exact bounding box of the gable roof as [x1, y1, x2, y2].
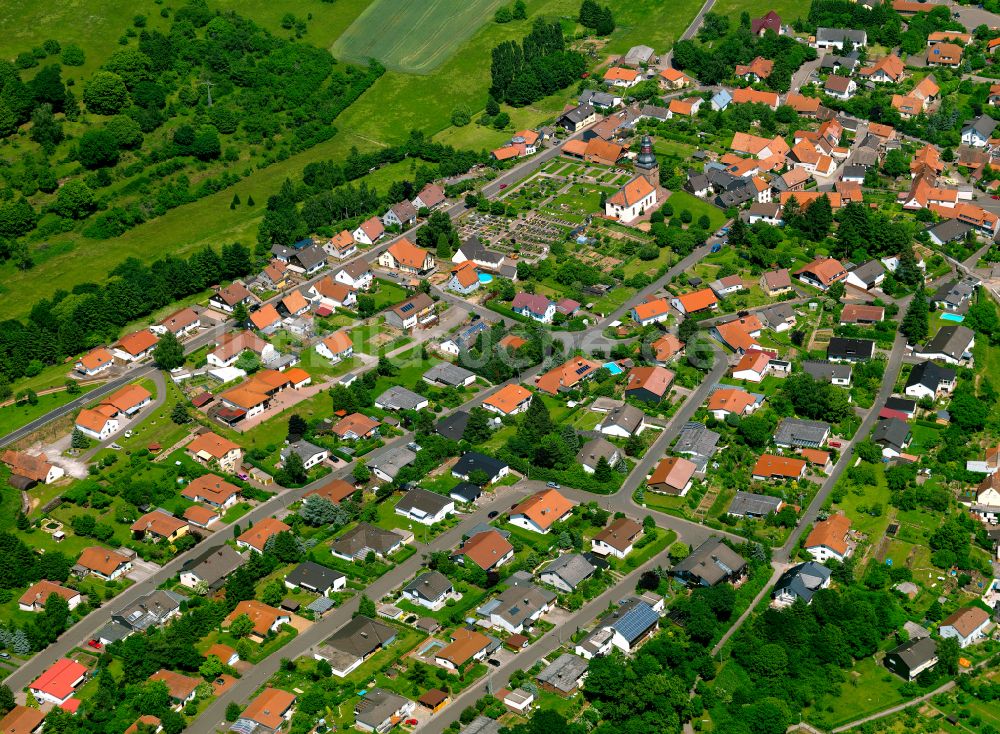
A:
[116, 329, 159, 357]
[236, 517, 290, 551]
[805, 513, 852, 555]
[2, 450, 56, 482]
[387, 238, 430, 269]
[181, 474, 240, 505]
[593, 517, 643, 552]
[241, 688, 296, 729]
[30, 658, 87, 701]
[78, 347, 114, 372]
[457, 530, 514, 570]
[752, 454, 806, 478]
[130, 510, 187, 538]
[707, 388, 755, 414]
[512, 489, 574, 530]
[675, 288, 719, 313]
[541, 553, 595, 588]
[608, 176, 655, 208]
[648, 456, 697, 491]
[941, 606, 990, 637]
[186, 432, 241, 460]
[673, 537, 747, 585]
[483, 384, 532, 414]
[77, 547, 131, 576]
[773, 561, 831, 602]
[632, 298, 670, 322]
[626, 365, 674, 397]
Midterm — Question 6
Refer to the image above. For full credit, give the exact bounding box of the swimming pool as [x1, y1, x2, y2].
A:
[478, 273, 494, 284]
[418, 640, 444, 656]
[603, 362, 623, 375]
[940, 312, 965, 323]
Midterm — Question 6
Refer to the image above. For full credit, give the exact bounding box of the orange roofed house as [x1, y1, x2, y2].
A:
[510, 488, 575, 534]
[130, 510, 189, 543]
[152, 307, 201, 337]
[804, 513, 853, 562]
[453, 529, 515, 572]
[0, 706, 46, 734]
[483, 384, 533, 416]
[149, 669, 200, 709]
[735, 56, 774, 82]
[647, 456, 697, 497]
[751, 454, 807, 481]
[218, 368, 310, 424]
[224, 600, 291, 642]
[708, 388, 760, 420]
[19, 580, 82, 612]
[316, 330, 354, 363]
[75, 547, 132, 581]
[325, 230, 358, 259]
[605, 176, 657, 223]
[668, 97, 703, 118]
[434, 628, 492, 670]
[603, 66, 641, 87]
[858, 54, 905, 83]
[112, 329, 159, 363]
[731, 88, 779, 110]
[236, 517, 290, 552]
[928, 42, 963, 67]
[2, 449, 64, 487]
[185, 431, 243, 472]
[670, 288, 718, 316]
[239, 688, 297, 731]
[652, 333, 685, 363]
[181, 474, 242, 509]
[584, 138, 625, 166]
[75, 346, 115, 376]
[377, 237, 435, 276]
[631, 297, 670, 326]
[796, 257, 847, 291]
[332, 413, 381, 441]
[535, 357, 602, 395]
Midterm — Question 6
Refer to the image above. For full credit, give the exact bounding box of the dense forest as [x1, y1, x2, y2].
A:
[489, 18, 586, 106]
[0, 0, 382, 258]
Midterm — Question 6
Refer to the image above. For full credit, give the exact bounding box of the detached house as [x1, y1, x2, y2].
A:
[377, 238, 435, 276]
[804, 513, 853, 562]
[483, 384, 532, 417]
[353, 216, 385, 245]
[673, 537, 747, 587]
[316, 331, 354, 363]
[310, 276, 358, 310]
[153, 307, 200, 337]
[112, 330, 159, 363]
[939, 607, 991, 648]
[181, 474, 241, 509]
[75, 347, 115, 376]
[671, 288, 718, 316]
[511, 292, 556, 323]
[962, 116, 998, 148]
[858, 54, 904, 83]
[592, 517, 643, 559]
[796, 257, 847, 290]
[210, 282, 255, 313]
[2, 450, 64, 488]
[224, 600, 291, 642]
[413, 183, 445, 211]
[904, 361, 956, 400]
[631, 297, 671, 326]
[921, 325, 975, 366]
[384, 292, 435, 331]
[510, 488, 574, 534]
[130, 510, 188, 543]
[383, 200, 417, 228]
[335, 260, 374, 291]
[647, 456, 697, 496]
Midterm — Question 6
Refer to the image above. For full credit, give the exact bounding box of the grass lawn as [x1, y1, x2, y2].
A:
[829, 466, 892, 538]
[804, 657, 909, 729]
[665, 191, 727, 232]
[0, 385, 97, 437]
[221, 502, 254, 524]
[371, 279, 411, 311]
[907, 423, 943, 454]
[591, 285, 637, 316]
[709, 0, 811, 25]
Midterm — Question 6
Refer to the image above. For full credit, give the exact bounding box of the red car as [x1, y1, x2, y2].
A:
[405, 719, 419, 726]
[992, 195, 1000, 200]
[499, 184, 508, 190]
[87, 640, 103, 650]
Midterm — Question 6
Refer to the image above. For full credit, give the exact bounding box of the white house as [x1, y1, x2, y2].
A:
[394, 488, 454, 526]
[334, 261, 374, 291]
[939, 607, 991, 648]
[803, 514, 852, 563]
[605, 176, 657, 223]
[281, 441, 328, 471]
[315, 332, 354, 363]
[75, 409, 120, 441]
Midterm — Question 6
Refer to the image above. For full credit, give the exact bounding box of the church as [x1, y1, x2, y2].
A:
[604, 135, 659, 223]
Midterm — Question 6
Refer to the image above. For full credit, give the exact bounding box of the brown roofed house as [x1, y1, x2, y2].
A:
[648, 456, 697, 496]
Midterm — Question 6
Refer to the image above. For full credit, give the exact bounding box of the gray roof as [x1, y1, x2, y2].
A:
[96, 622, 131, 643]
[926, 219, 972, 244]
[933, 279, 976, 307]
[673, 537, 747, 585]
[331, 522, 405, 559]
[773, 561, 831, 603]
[181, 544, 245, 589]
[355, 687, 410, 730]
[600, 403, 645, 434]
[464, 716, 502, 734]
[849, 260, 884, 285]
[285, 561, 345, 592]
[580, 89, 620, 108]
[577, 437, 619, 469]
[366, 446, 417, 479]
[906, 361, 956, 391]
[436, 410, 470, 441]
[403, 571, 454, 602]
[293, 244, 327, 270]
[113, 589, 185, 632]
[623, 44, 655, 64]
[820, 52, 859, 70]
[923, 324, 974, 362]
[760, 303, 795, 328]
[390, 200, 417, 221]
[453, 451, 508, 480]
[424, 362, 475, 387]
[827, 337, 875, 360]
[450, 482, 483, 503]
[748, 202, 781, 218]
[484, 582, 556, 628]
[307, 596, 335, 614]
[280, 439, 326, 462]
[338, 259, 372, 280]
[609, 599, 659, 643]
[816, 27, 867, 45]
[801, 360, 852, 382]
[395, 487, 453, 517]
[539, 553, 596, 589]
[536, 653, 589, 693]
[874, 417, 910, 451]
[457, 236, 503, 265]
[774, 418, 830, 447]
[561, 103, 596, 124]
[640, 104, 671, 121]
[852, 147, 879, 167]
[675, 422, 720, 460]
[376, 386, 428, 411]
[324, 615, 397, 661]
[686, 172, 710, 192]
[888, 636, 937, 670]
[964, 115, 998, 137]
[729, 491, 783, 516]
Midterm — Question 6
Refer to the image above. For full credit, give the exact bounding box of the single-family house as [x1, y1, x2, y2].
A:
[672, 537, 748, 587]
[647, 456, 697, 496]
[402, 571, 455, 610]
[804, 513, 853, 562]
[395, 488, 454, 526]
[377, 238, 434, 275]
[539, 553, 596, 593]
[510, 488, 574, 534]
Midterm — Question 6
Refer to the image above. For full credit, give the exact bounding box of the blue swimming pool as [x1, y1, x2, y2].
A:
[603, 362, 623, 375]
[478, 273, 494, 284]
[940, 312, 965, 323]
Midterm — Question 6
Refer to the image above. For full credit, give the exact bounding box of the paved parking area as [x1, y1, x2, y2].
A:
[126, 558, 160, 584]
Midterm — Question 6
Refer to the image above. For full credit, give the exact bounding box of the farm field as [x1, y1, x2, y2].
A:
[332, 0, 506, 73]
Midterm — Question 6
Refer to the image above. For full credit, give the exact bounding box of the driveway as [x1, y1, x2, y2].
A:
[126, 558, 160, 585]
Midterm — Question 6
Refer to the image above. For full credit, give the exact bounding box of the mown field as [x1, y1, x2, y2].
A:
[332, 0, 506, 73]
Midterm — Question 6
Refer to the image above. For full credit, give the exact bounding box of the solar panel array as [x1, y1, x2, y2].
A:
[613, 602, 658, 643]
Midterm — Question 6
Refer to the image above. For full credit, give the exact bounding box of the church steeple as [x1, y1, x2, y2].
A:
[635, 135, 659, 187]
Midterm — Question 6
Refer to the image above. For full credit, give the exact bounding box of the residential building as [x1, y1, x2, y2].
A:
[675, 422, 720, 472]
[453, 529, 514, 572]
[511, 292, 556, 323]
[331, 523, 406, 561]
[310, 277, 357, 310]
[284, 561, 346, 596]
[185, 432, 242, 473]
[75, 347, 115, 376]
[827, 337, 875, 362]
[671, 288, 718, 316]
[845, 260, 885, 291]
[179, 545, 244, 590]
[858, 54, 905, 83]
[477, 581, 555, 634]
[535, 357, 602, 394]
[921, 324, 975, 366]
[939, 607, 991, 648]
[384, 292, 435, 331]
[332, 413, 380, 441]
[624, 365, 674, 404]
[904, 361, 956, 399]
[482, 384, 532, 416]
[592, 517, 643, 559]
[0, 707, 45, 734]
[112, 329, 160, 363]
[928, 42, 963, 67]
[598, 403, 646, 438]
[236, 688, 296, 733]
[824, 75, 857, 100]
[18, 580, 82, 613]
[647, 456, 697, 496]
[307, 478, 358, 504]
[774, 418, 830, 448]
[840, 304, 885, 325]
[353, 216, 385, 245]
[424, 362, 476, 388]
[210, 282, 255, 313]
[29, 658, 88, 705]
[402, 571, 455, 610]
[631, 297, 670, 326]
[796, 257, 847, 290]
[377, 238, 434, 275]
[113, 590, 185, 634]
[539, 553, 596, 593]
[374, 386, 429, 411]
[802, 360, 852, 386]
[759, 303, 795, 332]
[672, 537, 747, 587]
[812, 27, 867, 51]
[236, 517, 290, 553]
[772, 561, 832, 606]
[873, 417, 912, 458]
[75, 547, 132, 581]
[224, 600, 291, 642]
[452, 451, 509, 485]
[537, 653, 589, 696]
[707, 388, 758, 420]
[434, 627, 491, 669]
[354, 688, 414, 733]
[316, 331, 354, 363]
[335, 260, 374, 290]
[509, 488, 574, 534]
[207, 330, 276, 368]
[130, 510, 188, 543]
[962, 115, 998, 147]
[394, 488, 454, 526]
[1, 450, 64, 488]
[804, 513, 853, 562]
[366, 446, 417, 482]
[885, 637, 937, 680]
[751, 455, 806, 481]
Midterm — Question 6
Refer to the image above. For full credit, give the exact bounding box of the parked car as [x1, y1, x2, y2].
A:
[87, 640, 103, 650]
[488, 510, 499, 519]
[488, 658, 501, 667]
[546, 481, 561, 489]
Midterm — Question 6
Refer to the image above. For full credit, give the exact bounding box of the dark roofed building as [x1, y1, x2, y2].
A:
[774, 418, 830, 448]
[827, 337, 875, 362]
[672, 537, 747, 587]
[284, 561, 346, 596]
[435, 411, 470, 441]
[772, 561, 831, 605]
[802, 360, 852, 385]
[728, 491, 783, 518]
[885, 636, 937, 680]
[452, 452, 509, 485]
